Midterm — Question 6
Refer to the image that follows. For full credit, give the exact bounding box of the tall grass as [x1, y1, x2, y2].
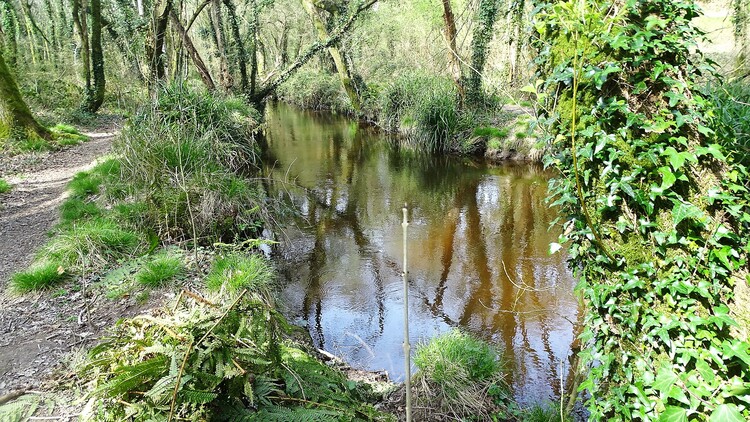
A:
[116, 83, 267, 243]
[705, 80, 750, 167]
[412, 329, 507, 420]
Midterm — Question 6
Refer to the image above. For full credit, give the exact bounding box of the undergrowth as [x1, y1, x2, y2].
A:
[76, 288, 390, 421]
[411, 329, 508, 421]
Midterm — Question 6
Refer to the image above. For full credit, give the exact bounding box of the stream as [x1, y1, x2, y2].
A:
[263, 103, 580, 405]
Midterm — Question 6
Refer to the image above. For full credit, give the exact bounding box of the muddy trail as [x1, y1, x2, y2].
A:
[0, 127, 136, 395]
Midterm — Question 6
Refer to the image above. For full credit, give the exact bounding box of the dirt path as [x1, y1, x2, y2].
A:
[0, 130, 118, 394]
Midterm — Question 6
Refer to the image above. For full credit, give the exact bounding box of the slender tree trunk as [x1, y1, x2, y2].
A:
[72, 0, 91, 92]
[467, 0, 498, 105]
[0, 0, 19, 68]
[209, 0, 232, 91]
[169, 9, 215, 90]
[223, 0, 248, 92]
[441, 0, 464, 103]
[147, 0, 172, 88]
[83, 0, 105, 112]
[302, 0, 361, 111]
[0, 50, 50, 140]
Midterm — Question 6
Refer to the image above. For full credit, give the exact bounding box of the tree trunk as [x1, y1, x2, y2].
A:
[147, 0, 172, 88]
[209, 0, 232, 91]
[0, 0, 19, 68]
[223, 0, 248, 93]
[441, 0, 464, 103]
[0, 50, 50, 140]
[302, 0, 361, 112]
[72, 0, 91, 92]
[169, 9, 215, 90]
[467, 0, 498, 105]
[83, 0, 105, 112]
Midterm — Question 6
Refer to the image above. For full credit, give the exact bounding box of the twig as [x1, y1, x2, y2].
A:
[197, 289, 248, 345]
[167, 338, 194, 422]
[0, 390, 26, 405]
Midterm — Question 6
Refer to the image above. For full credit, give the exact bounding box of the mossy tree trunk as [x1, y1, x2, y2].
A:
[72, 0, 91, 94]
[147, 0, 172, 90]
[302, 0, 361, 112]
[466, 0, 499, 105]
[0, 0, 19, 69]
[83, 0, 105, 112]
[0, 50, 50, 140]
[441, 0, 464, 104]
[535, 0, 750, 419]
[169, 9, 215, 91]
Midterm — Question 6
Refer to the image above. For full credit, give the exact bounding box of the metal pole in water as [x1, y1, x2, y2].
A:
[402, 204, 412, 422]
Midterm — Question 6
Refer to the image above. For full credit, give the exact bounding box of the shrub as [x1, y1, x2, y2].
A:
[277, 68, 352, 113]
[115, 84, 266, 243]
[11, 260, 67, 292]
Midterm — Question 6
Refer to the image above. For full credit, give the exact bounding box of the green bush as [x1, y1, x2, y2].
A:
[277, 68, 352, 113]
[205, 253, 275, 297]
[11, 260, 67, 292]
[40, 218, 143, 272]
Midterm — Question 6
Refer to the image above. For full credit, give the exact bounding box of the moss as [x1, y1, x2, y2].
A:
[0, 178, 11, 194]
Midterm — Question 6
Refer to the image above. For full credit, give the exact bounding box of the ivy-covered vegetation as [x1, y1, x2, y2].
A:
[534, 0, 750, 419]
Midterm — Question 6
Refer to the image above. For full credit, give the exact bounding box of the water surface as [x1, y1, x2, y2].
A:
[263, 103, 580, 405]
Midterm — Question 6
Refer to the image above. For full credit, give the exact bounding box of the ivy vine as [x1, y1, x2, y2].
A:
[532, 0, 750, 420]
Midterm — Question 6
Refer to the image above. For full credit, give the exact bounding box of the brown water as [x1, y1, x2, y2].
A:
[263, 103, 580, 405]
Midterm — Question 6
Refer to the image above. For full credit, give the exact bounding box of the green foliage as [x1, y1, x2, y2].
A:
[61, 198, 102, 223]
[39, 218, 143, 272]
[136, 252, 185, 287]
[412, 330, 507, 420]
[704, 80, 750, 167]
[277, 68, 353, 113]
[116, 84, 266, 243]
[10, 260, 67, 292]
[78, 291, 387, 421]
[205, 253, 274, 296]
[535, 0, 750, 419]
[0, 178, 11, 193]
[518, 403, 569, 422]
[0, 393, 50, 422]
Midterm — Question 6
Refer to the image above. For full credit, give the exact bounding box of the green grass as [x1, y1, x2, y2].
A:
[415, 329, 502, 383]
[473, 126, 509, 139]
[60, 198, 102, 223]
[136, 253, 185, 287]
[11, 260, 67, 292]
[68, 171, 102, 198]
[412, 329, 506, 420]
[0, 179, 11, 194]
[40, 218, 143, 271]
[205, 253, 274, 296]
[519, 403, 570, 422]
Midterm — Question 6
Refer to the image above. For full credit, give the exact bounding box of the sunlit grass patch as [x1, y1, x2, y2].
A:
[0, 179, 10, 194]
[40, 218, 143, 272]
[11, 260, 67, 292]
[205, 253, 274, 297]
[60, 198, 102, 223]
[136, 253, 185, 287]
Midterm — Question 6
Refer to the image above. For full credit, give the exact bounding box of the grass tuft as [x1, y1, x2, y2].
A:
[136, 253, 185, 287]
[60, 198, 102, 223]
[205, 253, 274, 297]
[412, 329, 506, 420]
[0, 179, 11, 194]
[40, 218, 143, 271]
[68, 171, 102, 198]
[11, 260, 67, 292]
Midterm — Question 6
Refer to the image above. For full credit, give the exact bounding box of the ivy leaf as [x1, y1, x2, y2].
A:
[659, 167, 676, 190]
[672, 201, 705, 226]
[709, 404, 744, 422]
[654, 364, 679, 393]
[658, 406, 687, 422]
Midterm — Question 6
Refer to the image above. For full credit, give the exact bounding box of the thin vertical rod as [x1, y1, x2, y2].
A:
[402, 205, 412, 422]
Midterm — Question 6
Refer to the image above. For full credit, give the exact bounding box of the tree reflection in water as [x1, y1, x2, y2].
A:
[264, 103, 580, 405]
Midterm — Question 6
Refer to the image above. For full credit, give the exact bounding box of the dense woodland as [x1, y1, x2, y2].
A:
[0, 0, 749, 420]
